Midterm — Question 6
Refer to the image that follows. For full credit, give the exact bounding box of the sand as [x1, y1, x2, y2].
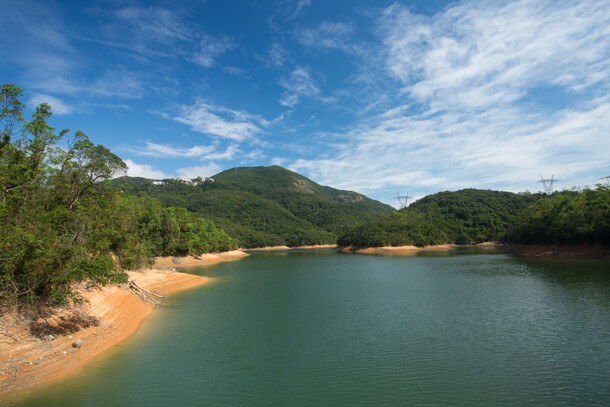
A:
[244, 246, 292, 251]
[339, 242, 501, 255]
[245, 245, 337, 251]
[0, 251, 249, 396]
[152, 250, 249, 268]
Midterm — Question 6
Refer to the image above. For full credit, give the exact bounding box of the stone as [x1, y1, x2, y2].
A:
[72, 339, 83, 349]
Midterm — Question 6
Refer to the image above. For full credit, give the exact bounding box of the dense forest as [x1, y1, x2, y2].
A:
[338, 187, 610, 247]
[0, 84, 235, 306]
[506, 187, 610, 245]
[113, 166, 394, 248]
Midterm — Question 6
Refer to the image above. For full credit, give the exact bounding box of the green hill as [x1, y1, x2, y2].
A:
[338, 189, 539, 247]
[113, 166, 394, 248]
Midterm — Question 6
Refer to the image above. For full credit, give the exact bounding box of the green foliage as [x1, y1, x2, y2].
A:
[113, 166, 393, 248]
[338, 189, 538, 247]
[506, 186, 610, 245]
[0, 84, 236, 306]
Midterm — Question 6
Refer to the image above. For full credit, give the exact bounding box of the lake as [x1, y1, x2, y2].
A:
[6, 249, 610, 406]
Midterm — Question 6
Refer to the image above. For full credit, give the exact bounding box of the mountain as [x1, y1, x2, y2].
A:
[338, 189, 540, 247]
[113, 166, 394, 248]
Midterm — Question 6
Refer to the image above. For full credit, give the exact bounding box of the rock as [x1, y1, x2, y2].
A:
[72, 339, 83, 349]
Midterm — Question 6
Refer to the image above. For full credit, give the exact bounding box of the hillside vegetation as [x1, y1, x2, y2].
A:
[338, 189, 537, 247]
[0, 84, 235, 306]
[338, 187, 610, 247]
[114, 166, 394, 248]
[506, 186, 610, 245]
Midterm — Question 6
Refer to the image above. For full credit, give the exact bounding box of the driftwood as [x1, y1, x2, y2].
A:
[128, 280, 164, 306]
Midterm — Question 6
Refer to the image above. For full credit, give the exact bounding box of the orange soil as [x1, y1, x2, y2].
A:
[0, 251, 247, 396]
[339, 242, 501, 255]
[152, 250, 249, 268]
[244, 246, 292, 251]
[293, 244, 338, 249]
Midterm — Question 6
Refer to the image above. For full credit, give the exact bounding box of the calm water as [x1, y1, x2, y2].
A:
[5, 250, 610, 406]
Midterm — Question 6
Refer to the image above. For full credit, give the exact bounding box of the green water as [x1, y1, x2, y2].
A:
[5, 250, 610, 406]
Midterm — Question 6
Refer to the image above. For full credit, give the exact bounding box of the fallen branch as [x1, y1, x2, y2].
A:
[127, 280, 163, 306]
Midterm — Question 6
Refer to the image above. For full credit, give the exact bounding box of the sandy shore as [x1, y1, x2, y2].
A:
[245, 245, 338, 251]
[244, 246, 292, 251]
[152, 250, 249, 268]
[0, 251, 248, 396]
[339, 242, 500, 255]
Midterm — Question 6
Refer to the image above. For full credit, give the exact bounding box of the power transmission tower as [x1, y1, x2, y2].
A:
[395, 192, 409, 209]
[538, 174, 557, 194]
[599, 176, 610, 186]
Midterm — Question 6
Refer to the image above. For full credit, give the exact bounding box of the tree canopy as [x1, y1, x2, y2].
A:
[0, 84, 236, 306]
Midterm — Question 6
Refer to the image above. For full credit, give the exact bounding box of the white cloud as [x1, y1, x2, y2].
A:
[174, 100, 268, 141]
[297, 21, 355, 51]
[284, 0, 610, 202]
[261, 43, 286, 68]
[287, 0, 311, 20]
[279, 67, 320, 107]
[177, 163, 221, 178]
[124, 159, 168, 179]
[129, 141, 216, 158]
[113, 6, 189, 43]
[191, 34, 235, 68]
[205, 144, 241, 160]
[378, 0, 610, 110]
[29, 93, 73, 115]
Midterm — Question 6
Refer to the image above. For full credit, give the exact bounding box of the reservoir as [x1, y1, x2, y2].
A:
[6, 250, 610, 406]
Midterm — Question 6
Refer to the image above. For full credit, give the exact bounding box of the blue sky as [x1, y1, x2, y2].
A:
[2, 0, 609, 206]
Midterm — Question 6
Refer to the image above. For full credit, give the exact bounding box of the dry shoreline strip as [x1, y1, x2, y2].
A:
[245, 244, 338, 251]
[339, 242, 610, 259]
[0, 250, 249, 396]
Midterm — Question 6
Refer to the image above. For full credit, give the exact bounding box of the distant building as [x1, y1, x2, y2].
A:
[152, 180, 166, 186]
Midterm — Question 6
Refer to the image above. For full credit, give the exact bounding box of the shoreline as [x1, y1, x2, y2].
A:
[245, 244, 338, 252]
[0, 251, 248, 396]
[338, 242, 498, 255]
[505, 244, 610, 259]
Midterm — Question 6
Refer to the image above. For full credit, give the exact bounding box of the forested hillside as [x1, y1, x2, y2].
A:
[338, 189, 539, 247]
[338, 187, 610, 247]
[114, 166, 394, 248]
[0, 84, 235, 306]
[506, 187, 610, 245]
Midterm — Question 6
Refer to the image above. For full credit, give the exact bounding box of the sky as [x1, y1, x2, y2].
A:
[1, 0, 609, 206]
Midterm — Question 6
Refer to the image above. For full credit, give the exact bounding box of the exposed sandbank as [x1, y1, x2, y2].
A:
[152, 250, 249, 268]
[245, 244, 337, 252]
[339, 242, 500, 256]
[0, 251, 248, 396]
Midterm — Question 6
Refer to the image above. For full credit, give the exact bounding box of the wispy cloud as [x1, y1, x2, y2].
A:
[112, 6, 189, 44]
[29, 93, 73, 115]
[177, 163, 222, 178]
[124, 159, 169, 179]
[127, 141, 215, 158]
[286, 0, 610, 201]
[287, 0, 312, 20]
[173, 100, 268, 141]
[297, 21, 355, 51]
[191, 34, 235, 68]
[279, 67, 320, 107]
